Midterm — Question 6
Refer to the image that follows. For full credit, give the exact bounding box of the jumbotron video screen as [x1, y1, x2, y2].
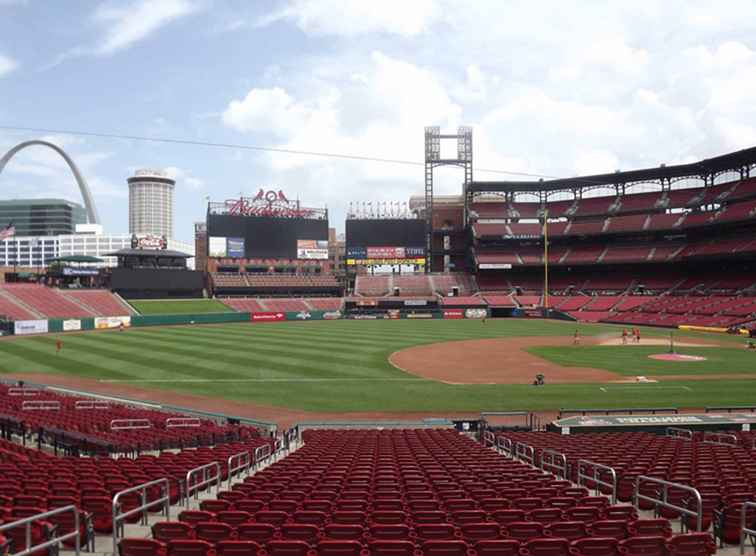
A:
[345, 219, 426, 266]
[206, 191, 329, 260]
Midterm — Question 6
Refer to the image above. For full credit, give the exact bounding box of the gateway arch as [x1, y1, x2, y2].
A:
[0, 139, 100, 224]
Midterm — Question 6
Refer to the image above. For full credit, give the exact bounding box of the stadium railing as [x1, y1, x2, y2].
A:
[742, 502, 756, 555]
[539, 448, 568, 479]
[634, 476, 703, 532]
[702, 431, 738, 446]
[185, 462, 222, 507]
[558, 407, 679, 417]
[226, 450, 252, 487]
[112, 478, 171, 555]
[577, 459, 618, 504]
[0, 505, 82, 556]
[666, 427, 694, 440]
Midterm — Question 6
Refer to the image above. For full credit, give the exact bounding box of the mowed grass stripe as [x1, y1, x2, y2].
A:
[91, 328, 395, 380]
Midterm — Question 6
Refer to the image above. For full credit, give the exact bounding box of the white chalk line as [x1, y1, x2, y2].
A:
[599, 385, 693, 391]
[99, 377, 428, 384]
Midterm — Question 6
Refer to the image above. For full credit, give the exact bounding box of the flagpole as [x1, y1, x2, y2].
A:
[543, 210, 549, 311]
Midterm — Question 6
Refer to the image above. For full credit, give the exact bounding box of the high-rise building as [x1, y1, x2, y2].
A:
[0, 199, 87, 236]
[128, 169, 175, 238]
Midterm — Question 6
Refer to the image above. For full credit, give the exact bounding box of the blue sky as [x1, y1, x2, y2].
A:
[2, 0, 756, 241]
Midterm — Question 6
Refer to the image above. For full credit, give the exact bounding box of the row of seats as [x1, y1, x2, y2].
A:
[354, 274, 476, 298]
[473, 198, 756, 240]
[470, 177, 756, 219]
[220, 298, 343, 313]
[0, 284, 130, 319]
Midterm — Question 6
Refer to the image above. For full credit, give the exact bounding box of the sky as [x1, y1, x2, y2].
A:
[2, 0, 756, 242]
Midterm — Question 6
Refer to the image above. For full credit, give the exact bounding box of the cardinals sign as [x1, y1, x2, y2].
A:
[220, 190, 325, 219]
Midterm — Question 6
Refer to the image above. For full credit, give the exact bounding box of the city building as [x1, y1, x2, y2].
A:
[328, 227, 346, 276]
[0, 199, 87, 236]
[0, 224, 195, 270]
[128, 169, 175, 238]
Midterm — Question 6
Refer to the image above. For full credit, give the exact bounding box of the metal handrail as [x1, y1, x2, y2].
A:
[0, 505, 80, 556]
[496, 436, 513, 458]
[634, 475, 702, 531]
[254, 444, 272, 469]
[515, 442, 534, 465]
[482, 430, 495, 447]
[577, 459, 618, 504]
[185, 462, 221, 507]
[227, 451, 251, 487]
[110, 418, 151, 430]
[702, 431, 738, 446]
[666, 427, 693, 440]
[741, 501, 756, 555]
[540, 449, 567, 479]
[112, 478, 170, 555]
[21, 400, 61, 411]
[75, 399, 109, 409]
[8, 387, 40, 396]
[165, 417, 201, 428]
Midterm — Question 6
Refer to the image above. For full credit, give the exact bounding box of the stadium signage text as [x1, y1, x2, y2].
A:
[250, 312, 286, 322]
[131, 234, 167, 250]
[224, 190, 319, 219]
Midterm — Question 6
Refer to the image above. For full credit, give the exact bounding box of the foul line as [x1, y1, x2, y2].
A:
[99, 378, 428, 384]
[599, 385, 693, 391]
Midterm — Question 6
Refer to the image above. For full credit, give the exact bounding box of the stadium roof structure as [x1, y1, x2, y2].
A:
[49, 255, 103, 263]
[469, 145, 756, 194]
[104, 248, 192, 258]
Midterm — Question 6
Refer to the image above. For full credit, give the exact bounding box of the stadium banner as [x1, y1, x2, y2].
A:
[296, 239, 329, 260]
[14, 319, 48, 335]
[405, 246, 425, 257]
[350, 314, 378, 319]
[356, 299, 378, 307]
[322, 311, 342, 320]
[465, 308, 488, 319]
[478, 263, 513, 270]
[62, 319, 82, 331]
[386, 309, 401, 320]
[250, 312, 286, 322]
[95, 316, 131, 329]
[346, 257, 426, 266]
[208, 236, 227, 257]
[443, 309, 465, 319]
[283, 310, 340, 321]
[404, 299, 428, 306]
[345, 246, 367, 259]
[62, 267, 99, 276]
[405, 313, 434, 319]
[226, 237, 245, 258]
[367, 246, 405, 258]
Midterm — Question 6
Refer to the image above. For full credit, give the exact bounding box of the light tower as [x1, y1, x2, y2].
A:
[423, 126, 473, 272]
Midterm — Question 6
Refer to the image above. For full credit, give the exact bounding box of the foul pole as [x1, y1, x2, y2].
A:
[543, 209, 549, 310]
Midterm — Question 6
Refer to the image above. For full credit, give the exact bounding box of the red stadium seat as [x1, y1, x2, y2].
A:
[215, 540, 263, 556]
[120, 539, 167, 556]
[570, 537, 619, 556]
[167, 540, 214, 556]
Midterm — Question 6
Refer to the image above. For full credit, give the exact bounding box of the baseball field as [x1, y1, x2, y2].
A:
[1, 318, 754, 425]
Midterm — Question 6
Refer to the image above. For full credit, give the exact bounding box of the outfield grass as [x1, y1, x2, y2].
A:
[0, 319, 754, 412]
[129, 299, 233, 315]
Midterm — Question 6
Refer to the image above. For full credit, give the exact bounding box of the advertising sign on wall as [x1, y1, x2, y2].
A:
[95, 316, 131, 329]
[227, 237, 245, 258]
[479, 263, 513, 270]
[404, 299, 428, 306]
[296, 239, 329, 260]
[406, 313, 433, 319]
[367, 246, 405, 258]
[208, 236, 228, 257]
[14, 320, 49, 335]
[62, 268, 100, 276]
[250, 312, 286, 322]
[465, 308, 488, 319]
[443, 309, 465, 319]
[62, 319, 82, 331]
[346, 258, 426, 266]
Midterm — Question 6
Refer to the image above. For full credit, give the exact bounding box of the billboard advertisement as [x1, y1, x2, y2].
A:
[250, 312, 286, 322]
[62, 319, 82, 331]
[14, 320, 48, 335]
[95, 316, 132, 329]
[296, 239, 329, 260]
[465, 308, 488, 319]
[227, 237, 245, 258]
[208, 236, 227, 257]
[346, 257, 425, 266]
[63, 268, 99, 276]
[367, 246, 405, 258]
[443, 309, 465, 319]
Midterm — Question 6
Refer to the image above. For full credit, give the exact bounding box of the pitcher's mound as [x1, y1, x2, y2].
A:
[649, 353, 707, 362]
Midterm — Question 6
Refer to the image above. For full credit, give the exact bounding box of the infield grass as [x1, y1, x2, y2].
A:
[0, 319, 754, 412]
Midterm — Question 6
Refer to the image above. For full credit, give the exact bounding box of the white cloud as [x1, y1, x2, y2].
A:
[165, 166, 205, 191]
[0, 53, 17, 77]
[258, 0, 437, 37]
[94, 0, 200, 55]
